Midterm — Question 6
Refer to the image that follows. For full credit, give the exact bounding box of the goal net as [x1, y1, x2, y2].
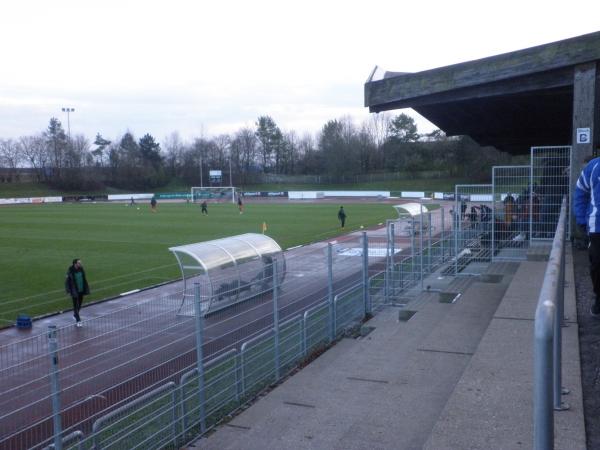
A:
[190, 186, 236, 203]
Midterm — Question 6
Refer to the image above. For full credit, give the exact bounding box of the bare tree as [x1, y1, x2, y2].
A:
[365, 112, 391, 148]
[0, 139, 22, 181]
[162, 132, 186, 177]
[231, 128, 257, 184]
[213, 134, 232, 183]
[19, 135, 48, 181]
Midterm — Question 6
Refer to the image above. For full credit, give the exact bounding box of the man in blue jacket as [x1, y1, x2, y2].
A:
[574, 156, 600, 316]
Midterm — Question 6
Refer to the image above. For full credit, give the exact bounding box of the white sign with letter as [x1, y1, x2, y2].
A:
[577, 127, 591, 144]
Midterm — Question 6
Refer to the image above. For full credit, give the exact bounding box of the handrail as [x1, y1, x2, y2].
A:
[533, 196, 567, 450]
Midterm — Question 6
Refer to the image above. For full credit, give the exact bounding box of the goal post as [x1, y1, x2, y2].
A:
[190, 186, 237, 204]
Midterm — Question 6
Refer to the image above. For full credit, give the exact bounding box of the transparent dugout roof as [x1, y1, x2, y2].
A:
[393, 203, 429, 217]
[169, 233, 285, 315]
[169, 233, 282, 272]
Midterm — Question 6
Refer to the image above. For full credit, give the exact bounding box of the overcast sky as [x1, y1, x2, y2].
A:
[1, 0, 598, 144]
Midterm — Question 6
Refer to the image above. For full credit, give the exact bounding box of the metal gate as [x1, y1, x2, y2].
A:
[530, 146, 571, 240]
[492, 165, 532, 261]
[454, 184, 493, 274]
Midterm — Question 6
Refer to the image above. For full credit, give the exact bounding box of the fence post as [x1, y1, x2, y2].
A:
[302, 311, 309, 357]
[48, 324, 63, 450]
[273, 259, 280, 381]
[193, 283, 206, 433]
[235, 351, 242, 401]
[390, 223, 396, 300]
[428, 211, 433, 274]
[554, 223, 569, 410]
[534, 305, 555, 450]
[441, 207, 445, 263]
[384, 221, 390, 303]
[411, 217, 416, 282]
[362, 231, 371, 315]
[454, 207, 460, 275]
[420, 206, 424, 290]
[328, 243, 335, 342]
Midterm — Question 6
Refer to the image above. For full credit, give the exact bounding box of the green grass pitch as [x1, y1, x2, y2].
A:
[0, 201, 396, 325]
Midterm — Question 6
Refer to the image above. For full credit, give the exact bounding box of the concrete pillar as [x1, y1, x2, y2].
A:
[571, 62, 600, 234]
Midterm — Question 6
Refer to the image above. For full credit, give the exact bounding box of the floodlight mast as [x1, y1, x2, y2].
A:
[61, 107, 75, 140]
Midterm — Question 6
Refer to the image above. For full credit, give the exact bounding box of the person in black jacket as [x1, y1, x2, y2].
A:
[338, 206, 347, 229]
[65, 259, 90, 327]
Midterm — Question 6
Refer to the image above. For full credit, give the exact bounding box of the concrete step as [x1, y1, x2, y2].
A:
[423, 251, 585, 450]
[196, 263, 516, 450]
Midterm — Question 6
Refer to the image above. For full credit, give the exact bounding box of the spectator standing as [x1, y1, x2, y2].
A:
[338, 206, 347, 229]
[65, 259, 90, 327]
[574, 156, 600, 316]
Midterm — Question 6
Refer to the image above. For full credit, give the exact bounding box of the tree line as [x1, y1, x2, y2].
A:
[0, 113, 520, 190]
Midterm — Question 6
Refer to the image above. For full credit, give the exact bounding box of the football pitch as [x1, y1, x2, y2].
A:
[0, 201, 396, 325]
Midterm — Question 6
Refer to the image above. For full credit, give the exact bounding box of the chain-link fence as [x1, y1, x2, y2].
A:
[492, 165, 532, 261]
[368, 203, 454, 307]
[0, 144, 574, 449]
[453, 185, 493, 275]
[530, 146, 571, 240]
[0, 230, 390, 449]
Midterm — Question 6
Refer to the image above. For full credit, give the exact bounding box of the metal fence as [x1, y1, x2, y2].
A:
[454, 185, 493, 275]
[0, 229, 401, 450]
[530, 146, 571, 240]
[492, 165, 532, 261]
[370, 203, 454, 307]
[0, 144, 575, 449]
[533, 197, 568, 450]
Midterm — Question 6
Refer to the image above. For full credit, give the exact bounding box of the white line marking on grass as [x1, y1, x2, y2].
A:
[120, 289, 140, 296]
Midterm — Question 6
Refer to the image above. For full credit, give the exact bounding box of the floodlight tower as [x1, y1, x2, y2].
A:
[61, 107, 75, 140]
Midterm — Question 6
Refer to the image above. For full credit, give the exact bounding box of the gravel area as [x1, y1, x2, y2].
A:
[573, 242, 600, 449]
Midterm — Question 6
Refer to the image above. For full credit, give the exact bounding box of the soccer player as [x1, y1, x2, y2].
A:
[338, 206, 346, 229]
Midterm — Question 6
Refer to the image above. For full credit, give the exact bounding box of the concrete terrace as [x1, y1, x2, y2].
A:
[192, 245, 585, 449]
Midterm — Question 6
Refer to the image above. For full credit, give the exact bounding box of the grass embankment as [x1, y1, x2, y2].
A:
[0, 202, 395, 324]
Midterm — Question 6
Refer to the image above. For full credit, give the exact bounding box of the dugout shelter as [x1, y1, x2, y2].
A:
[393, 202, 430, 236]
[169, 233, 286, 315]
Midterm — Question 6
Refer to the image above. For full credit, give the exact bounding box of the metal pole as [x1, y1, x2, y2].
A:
[328, 243, 335, 342]
[411, 216, 416, 282]
[420, 206, 424, 290]
[362, 231, 371, 315]
[273, 259, 280, 380]
[48, 324, 63, 450]
[554, 222, 569, 410]
[390, 223, 396, 301]
[441, 207, 445, 263]
[428, 211, 432, 274]
[193, 283, 206, 433]
[384, 221, 390, 303]
[455, 207, 459, 275]
[492, 184, 496, 261]
[534, 307, 554, 450]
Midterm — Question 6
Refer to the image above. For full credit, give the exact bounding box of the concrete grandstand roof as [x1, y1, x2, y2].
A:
[364, 31, 600, 154]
